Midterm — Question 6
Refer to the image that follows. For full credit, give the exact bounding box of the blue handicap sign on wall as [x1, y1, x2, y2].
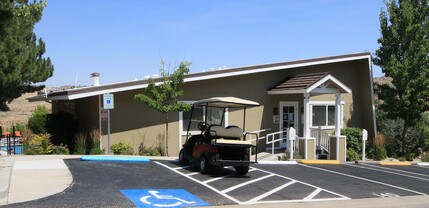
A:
[121, 189, 209, 207]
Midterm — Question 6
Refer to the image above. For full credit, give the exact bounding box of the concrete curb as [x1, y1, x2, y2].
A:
[379, 161, 412, 166]
[0, 157, 14, 205]
[299, 159, 340, 165]
[415, 162, 429, 166]
[257, 160, 298, 165]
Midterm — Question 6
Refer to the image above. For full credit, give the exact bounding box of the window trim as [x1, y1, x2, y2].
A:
[309, 101, 344, 129]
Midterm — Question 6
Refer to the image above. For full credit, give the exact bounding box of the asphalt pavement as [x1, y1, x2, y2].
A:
[1, 155, 429, 208]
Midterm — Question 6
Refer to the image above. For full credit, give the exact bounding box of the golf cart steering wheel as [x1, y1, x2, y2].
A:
[198, 122, 209, 131]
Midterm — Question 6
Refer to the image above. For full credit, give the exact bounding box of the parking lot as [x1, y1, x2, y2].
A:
[4, 158, 429, 207]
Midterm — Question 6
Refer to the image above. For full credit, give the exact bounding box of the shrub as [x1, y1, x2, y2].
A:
[421, 152, 429, 162]
[138, 142, 165, 156]
[405, 153, 415, 161]
[46, 112, 78, 152]
[372, 134, 388, 161]
[347, 148, 361, 161]
[24, 133, 53, 155]
[111, 141, 134, 155]
[51, 144, 70, 155]
[74, 133, 87, 155]
[28, 106, 49, 134]
[342, 127, 363, 152]
[89, 128, 104, 155]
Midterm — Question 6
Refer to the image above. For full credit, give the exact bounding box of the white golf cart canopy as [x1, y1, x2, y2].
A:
[191, 97, 259, 108]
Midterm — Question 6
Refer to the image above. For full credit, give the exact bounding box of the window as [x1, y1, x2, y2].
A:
[180, 106, 227, 135]
[310, 103, 343, 128]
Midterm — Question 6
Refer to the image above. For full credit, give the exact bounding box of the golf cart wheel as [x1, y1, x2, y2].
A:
[178, 149, 189, 165]
[235, 166, 249, 176]
[199, 156, 211, 174]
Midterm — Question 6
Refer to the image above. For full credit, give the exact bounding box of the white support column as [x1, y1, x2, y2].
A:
[335, 93, 341, 160]
[303, 93, 310, 159]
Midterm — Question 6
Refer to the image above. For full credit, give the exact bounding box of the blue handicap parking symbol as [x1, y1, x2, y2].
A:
[121, 189, 209, 207]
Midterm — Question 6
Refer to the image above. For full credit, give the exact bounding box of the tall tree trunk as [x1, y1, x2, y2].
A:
[401, 114, 410, 154]
[165, 113, 169, 156]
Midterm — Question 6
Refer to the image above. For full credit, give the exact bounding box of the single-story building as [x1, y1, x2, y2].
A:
[47, 52, 376, 160]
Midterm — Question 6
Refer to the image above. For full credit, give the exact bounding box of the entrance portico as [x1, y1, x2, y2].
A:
[268, 72, 351, 160]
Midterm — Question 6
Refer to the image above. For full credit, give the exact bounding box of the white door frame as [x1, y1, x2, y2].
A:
[279, 101, 299, 148]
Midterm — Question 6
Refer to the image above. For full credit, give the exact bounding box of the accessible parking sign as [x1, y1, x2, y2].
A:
[121, 189, 209, 207]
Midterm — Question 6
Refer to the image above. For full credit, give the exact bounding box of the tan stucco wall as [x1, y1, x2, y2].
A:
[54, 58, 375, 156]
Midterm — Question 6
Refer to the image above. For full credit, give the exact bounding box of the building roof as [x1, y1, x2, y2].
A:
[267, 72, 352, 94]
[48, 52, 370, 100]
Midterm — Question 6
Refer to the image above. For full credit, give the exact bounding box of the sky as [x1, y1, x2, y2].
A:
[34, 0, 386, 87]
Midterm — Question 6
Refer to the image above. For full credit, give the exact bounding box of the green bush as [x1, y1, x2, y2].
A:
[111, 141, 134, 155]
[398, 156, 406, 162]
[138, 142, 165, 156]
[372, 134, 388, 161]
[28, 106, 49, 134]
[342, 127, 363, 152]
[405, 153, 415, 161]
[347, 148, 361, 161]
[51, 144, 70, 155]
[24, 133, 53, 155]
[281, 152, 302, 160]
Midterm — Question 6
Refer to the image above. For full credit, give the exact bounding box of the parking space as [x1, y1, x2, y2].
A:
[155, 160, 429, 205]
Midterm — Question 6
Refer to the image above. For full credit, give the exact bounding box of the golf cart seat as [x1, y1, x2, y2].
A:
[206, 125, 252, 145]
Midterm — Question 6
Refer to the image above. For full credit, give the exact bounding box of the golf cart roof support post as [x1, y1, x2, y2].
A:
[221, 108, 226, 126]
[205, 103, 208, 123]
[243, 107, 247, 132]
[186, 105, 195, 141]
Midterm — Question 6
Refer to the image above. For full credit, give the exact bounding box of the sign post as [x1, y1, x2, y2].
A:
[362, 129, 368, 161]
[103, 93, 114, 154]
[288, 127, 296, 160]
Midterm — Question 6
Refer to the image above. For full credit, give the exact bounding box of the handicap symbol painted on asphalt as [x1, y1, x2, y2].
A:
[121, 189, 209, 207]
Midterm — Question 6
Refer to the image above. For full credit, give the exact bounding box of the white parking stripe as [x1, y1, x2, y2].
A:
[187, 172, 200, 176]
[351, 164, 429, 181]
[202, 174, 235, 184]
[156, 162, 350, 205]
[304, 188, 322, 200]
[244, 180, 296, 203]
[301, 164, 427, 195]
[221, 174, 274, 193]
[252, 167, 350, 199]
[173, 166, 190, 170]
[155, 161, 241, 204]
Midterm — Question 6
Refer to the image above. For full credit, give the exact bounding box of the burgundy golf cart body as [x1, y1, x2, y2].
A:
[178, 97, 259, 175]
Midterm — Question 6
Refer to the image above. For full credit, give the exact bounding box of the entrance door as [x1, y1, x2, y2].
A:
[279, 102, 298, 148]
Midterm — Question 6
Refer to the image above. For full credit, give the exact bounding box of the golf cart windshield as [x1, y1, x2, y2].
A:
[185, 97, 259, 136]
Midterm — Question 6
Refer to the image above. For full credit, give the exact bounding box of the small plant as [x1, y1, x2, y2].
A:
[373, 134, 388, 161]
[421, 152, 429, 162]
[23, 133, 54, 155]
[281, 151, 302, 160]
[347, 148, 361, 161]
[89, 128, 104, 155]
[74, 133, 87, 155]
[398, 156, 406, 162]
[404, 153, 415, 161]
[342, 127, 363, 152]
[111, 141, 134, 155]
[51, 144, 70, 155]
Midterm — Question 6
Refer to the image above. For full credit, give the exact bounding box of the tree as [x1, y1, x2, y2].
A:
[373, 0, 429, 154]
[0, 0, 54, 111]
[134, 61, 191, 156]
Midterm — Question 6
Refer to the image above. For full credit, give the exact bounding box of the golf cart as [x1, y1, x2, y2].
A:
[178, 97, 259, 176]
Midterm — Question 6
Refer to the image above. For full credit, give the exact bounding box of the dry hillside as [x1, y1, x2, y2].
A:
[0, 93, 51, 129]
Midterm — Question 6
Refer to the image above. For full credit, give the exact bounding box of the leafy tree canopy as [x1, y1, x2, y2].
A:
[373, 0, 429, 153]
[0, 0, 54, 111]
[134, 61, 191, 156]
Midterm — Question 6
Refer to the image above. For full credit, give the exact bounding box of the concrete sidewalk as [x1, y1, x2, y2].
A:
[1, 155, 429, 207]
